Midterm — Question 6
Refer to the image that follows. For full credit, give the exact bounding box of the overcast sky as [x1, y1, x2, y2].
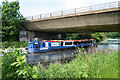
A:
[0, 0, 120, 17]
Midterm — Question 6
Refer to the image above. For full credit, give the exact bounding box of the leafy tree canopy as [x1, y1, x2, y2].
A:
[65, 32, 104, 42]
[2, 0, 25, 41]
[65, 32, 120, 42]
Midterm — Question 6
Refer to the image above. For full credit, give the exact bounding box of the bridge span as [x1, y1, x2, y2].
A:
[23, 1, 120, 33]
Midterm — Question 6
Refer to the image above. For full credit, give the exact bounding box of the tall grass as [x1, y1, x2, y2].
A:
[43, 50, 118, 78]
[0, 48, 118, 79]
[0, 56, 2, 79]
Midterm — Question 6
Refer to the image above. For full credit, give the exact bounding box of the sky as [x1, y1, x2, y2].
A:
[0, 0, 120, 17]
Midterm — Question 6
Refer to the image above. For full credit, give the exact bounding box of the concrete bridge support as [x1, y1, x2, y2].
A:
[19, 30, 66, 42]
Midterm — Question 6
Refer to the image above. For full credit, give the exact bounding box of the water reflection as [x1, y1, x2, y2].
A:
[98, 39, 119, 51]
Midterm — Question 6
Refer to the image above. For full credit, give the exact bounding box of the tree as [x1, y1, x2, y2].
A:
[2, 0, 25, 41]
[65, 32, 105, 42]
[103, 32, 120, 39]
[0, 5, 2, 42]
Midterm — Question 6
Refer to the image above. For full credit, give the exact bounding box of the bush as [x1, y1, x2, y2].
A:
[2, 42, 28, 48]
[1, 49, 43, 79]
[1, 49, 25, 79]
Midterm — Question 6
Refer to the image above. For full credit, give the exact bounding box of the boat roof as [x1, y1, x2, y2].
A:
[64, 39, 95, 42]
[42, 39, 95, 42]
[48, 41, 60, 42]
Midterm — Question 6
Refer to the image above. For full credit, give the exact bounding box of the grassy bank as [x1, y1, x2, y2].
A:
[0, 49, 118, 79]
[2, 42, 28, 49]
[0, 56, 2, 79]
[44, 51, 118, 78]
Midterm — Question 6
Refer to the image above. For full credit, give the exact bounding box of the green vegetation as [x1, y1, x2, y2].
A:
[44, 50, 118, 78]
[1, 49, 26, 79]
[65, 32, 120, 42]
[2, 0, 25, 41]
[0, 48, 118, 79]
[0, 55, 2, 79]
[65, 32, 104, 42]
[0, 0, 119, 79]
[2, 41, 28, 49]
[0, 5, 2, 43]
[103, 32, 120, 39]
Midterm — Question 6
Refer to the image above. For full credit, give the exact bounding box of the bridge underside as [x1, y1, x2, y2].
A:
[23, 8, 120, 33]
[26, 24, 119, 33]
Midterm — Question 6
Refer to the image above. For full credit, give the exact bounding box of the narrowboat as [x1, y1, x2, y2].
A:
[25, 39, 97, 53]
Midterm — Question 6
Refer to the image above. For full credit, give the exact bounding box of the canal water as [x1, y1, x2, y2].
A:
[97, 39, 119, 52]
[26, 39, 119, 65]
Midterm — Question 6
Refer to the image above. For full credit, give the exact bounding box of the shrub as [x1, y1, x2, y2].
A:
[2, 42, 28, 48]
[1, 49, 25, 79]
[1, 49, 43, 79]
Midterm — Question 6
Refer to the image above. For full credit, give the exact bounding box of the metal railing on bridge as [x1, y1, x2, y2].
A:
[26, 1, 120, 20]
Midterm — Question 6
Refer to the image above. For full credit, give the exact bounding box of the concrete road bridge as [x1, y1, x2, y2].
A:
[20, 1, 120, 41]
[23, 1, 120, 33]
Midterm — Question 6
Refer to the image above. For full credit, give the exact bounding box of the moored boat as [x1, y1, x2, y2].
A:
[25, 39, 97, 53]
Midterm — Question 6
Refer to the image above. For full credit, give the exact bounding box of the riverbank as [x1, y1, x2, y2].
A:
[44, 51, 118, 78]
[1, 42, 27, 49]
[99, 39, 120, 44]
[1, 48, 118, 79]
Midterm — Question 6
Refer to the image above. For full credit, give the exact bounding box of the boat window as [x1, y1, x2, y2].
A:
[87, 41, 92, 44]
[81, 41, 85, 44]
[73, 41, 80, 45]
[40, 42, 45, 47]
[81, 41, 88, 44]
[61, 41, 63, 46]
[65, 42, 72, 45]
[92, 40, 96, 44]
[29, 44, 33, 48]
[31, 44, 39, 48]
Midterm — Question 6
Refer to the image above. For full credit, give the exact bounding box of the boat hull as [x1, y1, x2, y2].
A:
[26, 43, 97, 54]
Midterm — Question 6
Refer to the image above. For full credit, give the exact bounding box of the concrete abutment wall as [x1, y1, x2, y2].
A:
[19, 30, 66, 42]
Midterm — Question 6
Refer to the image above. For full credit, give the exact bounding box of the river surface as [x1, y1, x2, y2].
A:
[98, 39, 119, 51]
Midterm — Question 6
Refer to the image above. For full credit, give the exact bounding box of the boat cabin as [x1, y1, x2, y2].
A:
[26, 39, 97, 53]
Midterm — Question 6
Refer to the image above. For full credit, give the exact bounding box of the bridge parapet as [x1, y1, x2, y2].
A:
[26, 1, 120, 21]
